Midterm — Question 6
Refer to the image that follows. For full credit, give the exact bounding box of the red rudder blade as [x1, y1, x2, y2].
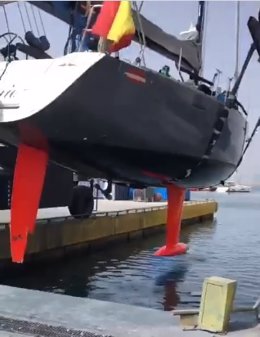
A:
[10, 143, 48, 263]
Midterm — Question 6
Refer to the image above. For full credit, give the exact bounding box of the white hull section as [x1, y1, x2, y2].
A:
[0, 52, 105, 123]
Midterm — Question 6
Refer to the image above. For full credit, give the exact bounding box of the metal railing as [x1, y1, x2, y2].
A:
[0, 205, 167, 227]
[78, 4, 103, 52]
[0, 200, 215, 227]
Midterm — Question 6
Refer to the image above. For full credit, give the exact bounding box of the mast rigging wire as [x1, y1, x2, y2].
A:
[23, 2, 33, 31]
[0, 4, 11, 78]
[37, 8, 47, 36]
[2, 5, 11, 41]
[138, 1, 144, 12]
[132, 1, 146, 67]
[17, 2, 27, 35]
[30, 3, 40, 36]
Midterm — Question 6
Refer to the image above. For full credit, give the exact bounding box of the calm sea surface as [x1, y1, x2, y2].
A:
[1, 191, 260, 311]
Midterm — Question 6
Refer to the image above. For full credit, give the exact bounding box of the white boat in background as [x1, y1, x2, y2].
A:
[227, 184, 252, 192]
[215, 179, 251, 193]
[216, 186, 229, 193]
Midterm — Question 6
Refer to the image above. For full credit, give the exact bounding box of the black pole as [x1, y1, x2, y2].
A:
[242, 117, 260, 157]
[231, 13, 260, 96]
[196, 1, 205, 44]
[196, 1, 206, 75]
[232, 116, 260, 175]
[231, 43, 255, 96]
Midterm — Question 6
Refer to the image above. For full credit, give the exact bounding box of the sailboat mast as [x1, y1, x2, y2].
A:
[234, 1, 240, 81]
[196, 1, 206, 76]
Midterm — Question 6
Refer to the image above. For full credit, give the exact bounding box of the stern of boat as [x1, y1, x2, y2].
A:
[0, 52, 105, 125]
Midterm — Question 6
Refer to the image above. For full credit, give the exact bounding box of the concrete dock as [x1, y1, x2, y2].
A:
[0, 200, 217, 265]
[0, 284, 258, 337]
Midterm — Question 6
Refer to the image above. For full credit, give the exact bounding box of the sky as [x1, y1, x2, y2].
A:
[1, 1, 260, 184]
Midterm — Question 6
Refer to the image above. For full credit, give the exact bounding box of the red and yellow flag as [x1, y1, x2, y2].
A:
[92, 1, 135, 52]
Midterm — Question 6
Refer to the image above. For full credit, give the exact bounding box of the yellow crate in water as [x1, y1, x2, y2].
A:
[198, 276, 237, 333]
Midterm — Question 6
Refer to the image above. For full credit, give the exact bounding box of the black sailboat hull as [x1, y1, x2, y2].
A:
[0, 54, 247, 188]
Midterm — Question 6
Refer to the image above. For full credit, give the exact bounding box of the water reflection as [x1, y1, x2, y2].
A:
[155, 257, 188, 310]
[0, 217, 217, 310]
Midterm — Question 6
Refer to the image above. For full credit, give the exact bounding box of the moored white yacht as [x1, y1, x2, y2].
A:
[215, 186, 229, 193]
[227, 184, 252, 192]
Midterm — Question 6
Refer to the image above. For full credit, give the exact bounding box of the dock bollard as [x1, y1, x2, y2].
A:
[173, 276, 260, 332]
[198, 276, 237, 333]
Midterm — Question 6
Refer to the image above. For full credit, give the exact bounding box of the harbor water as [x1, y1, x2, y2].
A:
[1, 191, 260, 311]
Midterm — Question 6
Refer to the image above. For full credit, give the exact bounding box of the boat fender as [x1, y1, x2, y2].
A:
[198, 84, 212, 95]
[199, 108, 229, 161]
[68, 185, 94, 219]
[39, 36, 50, 51]
[25, 31, 43, 50]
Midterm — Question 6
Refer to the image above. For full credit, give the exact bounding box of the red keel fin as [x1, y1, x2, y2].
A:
[154, 184, 187, 257]
[10, 143, 48, 263]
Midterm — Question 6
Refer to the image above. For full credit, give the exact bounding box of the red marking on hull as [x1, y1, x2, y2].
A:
[10, 143, 48, 263]
[125, 68, 146, 84]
